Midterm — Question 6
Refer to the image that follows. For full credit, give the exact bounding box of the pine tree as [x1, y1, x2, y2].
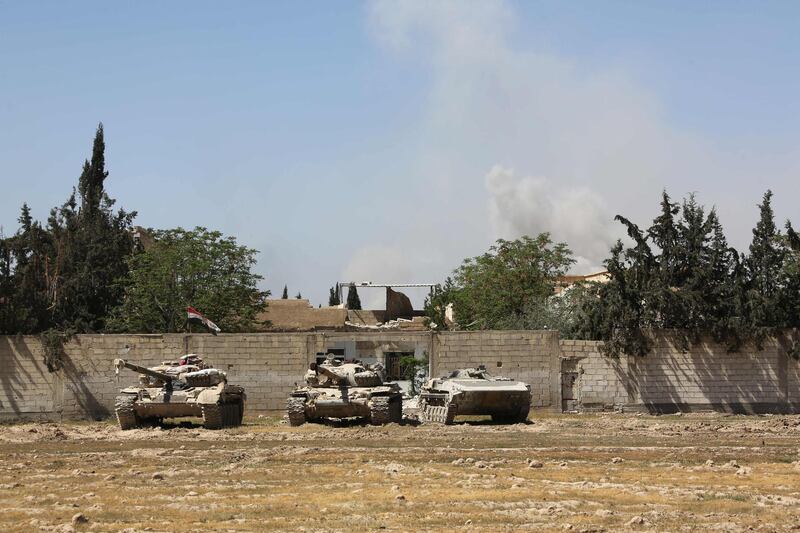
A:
[699, 209, 741, 346]
[0, 229, 14, 332]
[745, 190, 785, 331]
[346, 285, 362, 310]
[281, 285, 288, 299]
[673, 195, 712, 336]
[640, 191, 682, 328]
[648, 191, 680, 283]
[7, 204, 52, 333]
[589, 240, 652, 356]
[580, 190, 798, 355]
[781, 221, 800, 328]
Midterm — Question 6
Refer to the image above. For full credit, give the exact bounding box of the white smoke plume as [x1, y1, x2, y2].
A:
[336, 0, 800, 309]
[485, 165, 616, 272]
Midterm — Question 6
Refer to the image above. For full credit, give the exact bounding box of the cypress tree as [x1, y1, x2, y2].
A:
[648, 191, 680, 283]
[346, 285, 362, 310]
[673, 195, 712, 336]
[281, 285, 288, 299]
[295, 292, 302, 299]
[745, 190, 785, 330]
[328, 283, 341, 306]
[701, 209, 741, 346]
[647, 191, 690, 330]
[576, 189, 799, 355]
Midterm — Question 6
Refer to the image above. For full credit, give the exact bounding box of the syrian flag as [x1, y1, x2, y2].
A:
[187, 306, 221, 335]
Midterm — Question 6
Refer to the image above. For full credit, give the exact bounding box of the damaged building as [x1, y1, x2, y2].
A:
[255, 284, 431, 382]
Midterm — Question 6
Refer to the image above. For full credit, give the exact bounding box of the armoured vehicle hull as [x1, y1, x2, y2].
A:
[287, 358, 403, 426]
[113, 357, 246, 430]
[419, 367, 531, 424]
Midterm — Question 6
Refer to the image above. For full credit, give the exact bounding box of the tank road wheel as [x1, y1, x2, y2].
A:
[114, 395, 140, 430]
[201, 404, 224, 430]
[287, 397, 307, 427]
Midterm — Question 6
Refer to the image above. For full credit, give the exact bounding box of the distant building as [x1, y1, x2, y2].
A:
[254, 297, 429, 381]
[255, 294, 428, 333]
[553, 271, 610, 296]
[255, 299, 347, 331]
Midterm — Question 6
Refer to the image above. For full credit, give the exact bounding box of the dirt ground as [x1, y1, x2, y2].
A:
[1, 412, 799, 532]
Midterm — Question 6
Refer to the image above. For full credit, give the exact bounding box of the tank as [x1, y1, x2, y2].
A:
[287, 357, 403, 426]
[418, 365, 531, 424]
[112, 354, 246, 430]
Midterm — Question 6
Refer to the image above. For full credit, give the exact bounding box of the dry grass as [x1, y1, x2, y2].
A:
[1, 412, 799, 532]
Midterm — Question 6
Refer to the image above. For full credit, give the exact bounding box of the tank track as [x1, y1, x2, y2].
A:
[286, 397, 307, 426]
[370, 395, 402, 425]
[114, 395, 140, 430]
[202, 400, 244, 430]
[420, 400, 457, 425]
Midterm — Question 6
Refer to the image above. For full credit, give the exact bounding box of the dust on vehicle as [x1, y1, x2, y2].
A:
[113, 354, 246, 430]
[287, 356, 402, 426]
[418, 365, 531, 424]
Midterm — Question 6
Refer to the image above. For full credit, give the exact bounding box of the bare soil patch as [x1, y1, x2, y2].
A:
[1, 412, 799, 532]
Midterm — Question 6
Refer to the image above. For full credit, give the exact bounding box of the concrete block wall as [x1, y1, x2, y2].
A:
[434, 331, 560, 408]
[0, 336, 57, 417]
[790, 352, 800, 405]
[562, 333, 800, 413]
[3, 330, 799, 420]
[628, 334, 794, 413]
[0, 333, 313, 420]
[786, 335, 800, 405]
[560, 340, 631, 409]
[188, 334, 312, 413]
[59, 334, 186, 419]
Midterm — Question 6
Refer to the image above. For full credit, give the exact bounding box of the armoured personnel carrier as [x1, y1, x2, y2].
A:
[418, 365, 531, 424]
[287, 358, 402, 426]
[113, 354, 246, 430]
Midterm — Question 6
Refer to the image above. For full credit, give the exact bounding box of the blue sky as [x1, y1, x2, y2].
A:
[1, 1, 799, 308]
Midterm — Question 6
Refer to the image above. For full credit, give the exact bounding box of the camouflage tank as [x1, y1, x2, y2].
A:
[287, 358, 403, 426]
[113, 354, 246, 430]
[418, 365, 531, 424]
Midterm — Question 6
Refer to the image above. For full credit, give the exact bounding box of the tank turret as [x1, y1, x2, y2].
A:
[309, 359, 384, 387]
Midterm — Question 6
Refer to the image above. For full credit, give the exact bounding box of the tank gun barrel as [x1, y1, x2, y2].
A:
[316, 364, 344, 385]
[113, 359, 174, 385]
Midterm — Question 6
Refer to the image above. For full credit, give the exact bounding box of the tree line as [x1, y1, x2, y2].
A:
[425, 191, 799, 356]
[3, 125, 797, 360]
[0, 125, 268, 358]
